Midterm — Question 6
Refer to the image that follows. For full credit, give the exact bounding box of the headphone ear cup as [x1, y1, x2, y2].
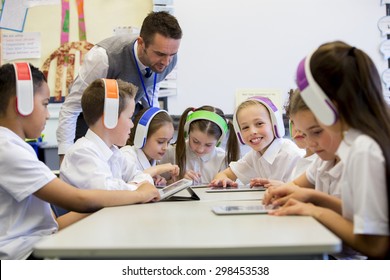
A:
[133, 107, 165, 149]
[232, 112, 245, 145]
[14, 62, 34, 116]
[133, 125, 146, 148]
[296, 53, 338, 126]
[102, 79, 119, 129]
[183, 121, 190, 139]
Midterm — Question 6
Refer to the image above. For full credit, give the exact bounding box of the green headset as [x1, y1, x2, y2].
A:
[183, 110, 229, 147]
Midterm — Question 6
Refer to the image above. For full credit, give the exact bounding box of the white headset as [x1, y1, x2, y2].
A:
[233, 96, 285, 145]
[296, 50, 338, 126]
[14, 62, 34, 116]
[102, 79, 119, 129]
[133, 107, 168, 148]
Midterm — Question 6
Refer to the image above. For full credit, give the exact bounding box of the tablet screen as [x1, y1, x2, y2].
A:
[212, 204, 276, 215]
[161, 180, 187, 194]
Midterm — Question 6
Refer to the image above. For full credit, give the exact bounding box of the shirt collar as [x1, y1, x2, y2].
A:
[260, 138, 282, 164]
[85, 129, 115, 161]
[135, 147, 156, 168]
[133, 40, 148, 71]
[336, 128, 361, 162]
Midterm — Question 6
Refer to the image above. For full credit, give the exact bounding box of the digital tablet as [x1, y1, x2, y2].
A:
[191, 182, 210, 188]
[212, 204, 275, 215]
[206, 185, 266, 192]
[159, 178, 194, 200]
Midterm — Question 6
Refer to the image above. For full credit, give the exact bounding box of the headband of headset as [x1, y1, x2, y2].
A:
[233, 96, 285, 145]
[102, 79, 119, 129]
[134, 107, 168, 148]
[183, 110, 228, 147]
[14, 62, 34, 116]
[296, 50, 338, 126]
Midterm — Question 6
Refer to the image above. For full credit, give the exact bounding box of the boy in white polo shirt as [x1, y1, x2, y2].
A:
[0, 63, 159, 259]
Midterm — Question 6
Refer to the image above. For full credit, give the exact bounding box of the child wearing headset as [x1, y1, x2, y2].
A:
[210, 96, 303, 187]
[252, 89, 318, 188]
[255, 89, 343, 197]
[159, 105, 240, 183]
[60, 79, 161, 193]
[120, 107, 180, 186]
[0, 64, 159, 259]
[264, 41, 390, 259]
[286, 89, 317, 179]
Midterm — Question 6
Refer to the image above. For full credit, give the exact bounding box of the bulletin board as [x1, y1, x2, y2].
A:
[0, 0, 152, 100]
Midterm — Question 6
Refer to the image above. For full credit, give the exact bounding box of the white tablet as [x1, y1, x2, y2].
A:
[212, 204, 275, 215]
[206, 185, 266, 193]
[159, 178, 194, 200]
[191, 182, 210, 188]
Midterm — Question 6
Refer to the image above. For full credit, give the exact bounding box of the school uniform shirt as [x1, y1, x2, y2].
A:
[290, 153, 318, 180]
[229, 138, 304, 185]
[159, 141, 228, 183]
[305, 156, 342, 198]
[60, 129, 153, 191]
[337, 129, 389, 237]
[0, 127, 57, 260]
[120, 145, 156, 172]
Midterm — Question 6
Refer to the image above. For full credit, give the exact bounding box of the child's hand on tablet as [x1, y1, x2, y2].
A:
[184, 169, 202, 184]
[209, 178, 238, 188]
[250, 178, 284, 188]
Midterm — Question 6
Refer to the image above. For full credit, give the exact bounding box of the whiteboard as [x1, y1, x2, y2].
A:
[168, 0, 385, 114]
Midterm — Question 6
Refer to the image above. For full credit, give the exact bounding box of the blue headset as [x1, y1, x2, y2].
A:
[133, 107, 168, 148]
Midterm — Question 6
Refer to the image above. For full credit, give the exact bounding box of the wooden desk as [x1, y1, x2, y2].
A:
[34, 196, 341, 259]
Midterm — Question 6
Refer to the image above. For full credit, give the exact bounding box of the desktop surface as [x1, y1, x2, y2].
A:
[34, 199, 341, 259]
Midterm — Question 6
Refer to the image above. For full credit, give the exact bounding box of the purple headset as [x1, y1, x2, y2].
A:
[233, 96, 285, 145]
[296, 50, 338, 126]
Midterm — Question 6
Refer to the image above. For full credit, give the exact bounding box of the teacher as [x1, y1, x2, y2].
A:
[56, 11, 182, 159]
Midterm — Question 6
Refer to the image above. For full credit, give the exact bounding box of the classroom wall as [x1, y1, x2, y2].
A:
[1, 0, 386, 145]
[169, 0, 386, 114]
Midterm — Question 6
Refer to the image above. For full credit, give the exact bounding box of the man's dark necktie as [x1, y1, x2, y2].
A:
[145, 67, 152, 78]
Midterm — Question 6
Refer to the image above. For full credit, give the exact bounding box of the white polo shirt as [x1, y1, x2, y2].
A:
[229, 138, 304, 184]
[306, 156, 342, 198]
[0, 127, 57, 259]
[337, 129, 389, 236]
[120, 145, 156, 172]
[60, 129, 153, 191]
[160, 141, 228, 183]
